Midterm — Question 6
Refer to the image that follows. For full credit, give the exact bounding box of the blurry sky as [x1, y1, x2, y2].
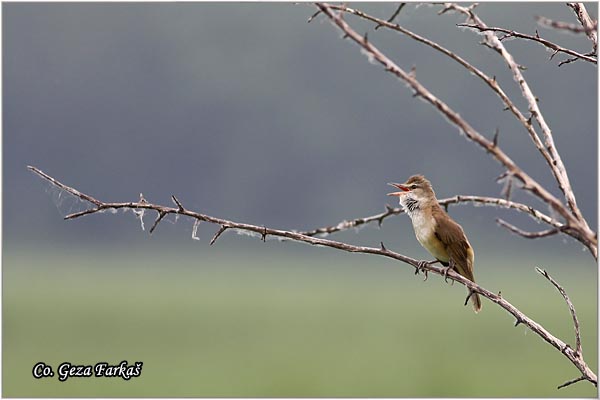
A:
[4, 2, 598, 260]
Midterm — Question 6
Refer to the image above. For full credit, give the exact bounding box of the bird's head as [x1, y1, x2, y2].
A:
[387, 175, 435, 208]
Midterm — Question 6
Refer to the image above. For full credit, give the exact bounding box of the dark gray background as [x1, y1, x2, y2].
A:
[4, 2, 597, 261]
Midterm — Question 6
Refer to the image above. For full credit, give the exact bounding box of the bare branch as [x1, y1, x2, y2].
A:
[536, 267, 582, 357]
[496, 218, 560, 239]
[558, 375, 587, 390]
[457, 23, 597, 64]
[438, 3, 596, 258]
[445, 4, 590, 225]
[314, 3, 596, 259]
[27, 165, 102, 207]
[300, 195, 564, 238]
[64, 207, 103, 220]
[27, 165, 598, 388]
[567, 3, 598, 52]
[536, 15, 592, 34]
[327, 5, 555, 173]
[558, 50, 597, 67]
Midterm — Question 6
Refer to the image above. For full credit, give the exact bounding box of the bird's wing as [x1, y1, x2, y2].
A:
[433, 209, 475, 282]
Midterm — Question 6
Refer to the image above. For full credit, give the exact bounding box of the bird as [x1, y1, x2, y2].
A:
[387, 175, 481, 313]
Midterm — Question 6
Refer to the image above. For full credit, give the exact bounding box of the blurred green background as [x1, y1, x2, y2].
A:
[4, 242, 597, 397]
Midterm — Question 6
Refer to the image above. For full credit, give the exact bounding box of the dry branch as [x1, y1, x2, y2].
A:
[536, 267, 587, 389]
[27, 165, 597, 388]
[496, 218, 561, 239]
[457, 23, 597, 64]
[299, 195, 564, 238]
[536, 15, 592, 34]
[437, 2, 596, 258]
[327, 4, 555, 175]
[314, 3, 596, 259]
[328, 3, 595, 252]
[374, 3, 405, 30]
[567, 3, 598, 52]
[26, 2, 597, 391]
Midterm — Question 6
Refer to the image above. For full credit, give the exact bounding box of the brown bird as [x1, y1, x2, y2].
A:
[387, 175, 481, 312]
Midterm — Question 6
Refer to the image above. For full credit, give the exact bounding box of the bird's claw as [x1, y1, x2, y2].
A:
[442, 266, 455, 284]
[442, 260, 458, 284]
[415, 261, 431, 282]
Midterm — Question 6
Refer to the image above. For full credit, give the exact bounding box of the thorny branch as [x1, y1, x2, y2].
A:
[323, 4, 555, 177]
[440, 3, 595, 250]
[496, 218, 561, 239]
[299, 195, 565, 238]
[317, 4, 575, 226]
[374, 3, 405, 30]
[28, 165, 597, 388]
[314, 2, 597, 259]
[536, 267, 587, 389]
[28, 2, 596, 391]
[536, 267, 582, 358]
[457, 23, 597, 64]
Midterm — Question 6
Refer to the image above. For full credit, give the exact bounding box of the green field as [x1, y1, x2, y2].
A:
[4, 246, 598, 397]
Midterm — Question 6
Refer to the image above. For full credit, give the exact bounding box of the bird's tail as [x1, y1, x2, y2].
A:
[471, 291, 482, 313]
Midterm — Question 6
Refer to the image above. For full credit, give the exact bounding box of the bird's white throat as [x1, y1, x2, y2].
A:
[399, 195, 421, 217]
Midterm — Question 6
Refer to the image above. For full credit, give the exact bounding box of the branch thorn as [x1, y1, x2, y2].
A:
[210, 225, 228, 246]
[492, 127, 500, 147]
[307, 9, 322, 23]
[171, 195, 185, 212]
[261, 226, 268, 242]
[149, 210, 167, 234]
[557, 375, 587, 389]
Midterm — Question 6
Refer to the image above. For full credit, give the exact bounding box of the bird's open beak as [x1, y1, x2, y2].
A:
[387, 182, 409, 197]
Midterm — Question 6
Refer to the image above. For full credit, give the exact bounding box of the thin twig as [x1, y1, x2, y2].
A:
[536, 267, 582, 357]
[27, 165, 598, 388]
[375, 3, 405, 30]
[26, 166, 102, 206]
[536, 15, 591, 34]
[558, 375, 587, 390]
[307, 9, 322, 23]
[171, 195, 185, 212]
[457, 23, 597, 64]
[558, 50, 597, 67]
[496, 218, 561, 239]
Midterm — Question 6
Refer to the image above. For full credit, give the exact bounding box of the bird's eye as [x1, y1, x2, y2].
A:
[411, 184, 418, 189]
